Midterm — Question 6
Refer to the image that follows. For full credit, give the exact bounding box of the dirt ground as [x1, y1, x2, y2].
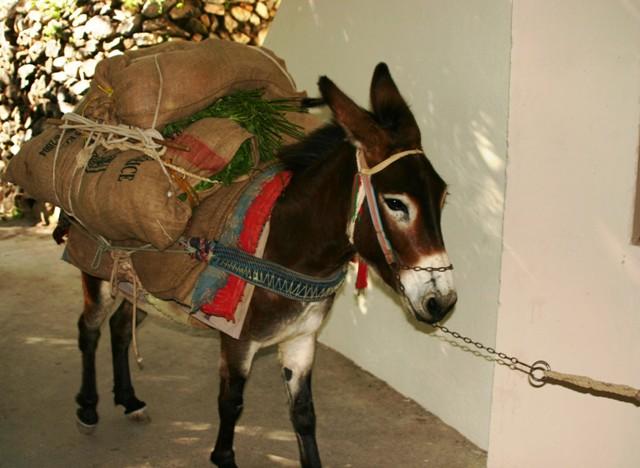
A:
[0, 222, 486, 468]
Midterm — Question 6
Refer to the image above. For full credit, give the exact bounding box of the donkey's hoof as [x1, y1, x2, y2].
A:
[210, 450, 237, 468]
[75, 406, 98, 435]
[126, 406, 151, 424]
[75, 415, 98, 435]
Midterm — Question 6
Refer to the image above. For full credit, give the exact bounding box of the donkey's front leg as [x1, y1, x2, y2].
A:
[109, 301, 148, 421]
[279, 334, 322, 468]
[211, 336, 259, 468]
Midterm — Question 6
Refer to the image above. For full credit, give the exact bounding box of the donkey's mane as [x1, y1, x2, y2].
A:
[277, 122, 346, 172]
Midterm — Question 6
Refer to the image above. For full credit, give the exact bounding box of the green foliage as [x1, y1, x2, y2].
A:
[10, 206, 24, 220]
[162, 89, 305, 190]
[200, 140, 255, 188]
[42, 19, 64, 38]
[123, 0, 164, 13]
[122, 0, 144, 11]
[31, 0, 76, 20]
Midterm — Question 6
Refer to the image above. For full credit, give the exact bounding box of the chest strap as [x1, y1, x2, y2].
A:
[183, 238, 347, 302]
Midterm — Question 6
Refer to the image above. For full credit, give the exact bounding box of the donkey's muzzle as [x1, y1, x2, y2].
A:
[421, 291, 457, 324]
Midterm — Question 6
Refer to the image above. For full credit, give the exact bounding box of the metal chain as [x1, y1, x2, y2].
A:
[391, 267, 549, 387]
[396, 263, 454, 273]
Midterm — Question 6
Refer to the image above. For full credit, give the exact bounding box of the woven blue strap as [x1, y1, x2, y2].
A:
[184, 238, 347, 302]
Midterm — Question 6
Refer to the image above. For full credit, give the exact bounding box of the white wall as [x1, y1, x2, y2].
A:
[267, 0, 512, 449]
[488, 1, 640, 467]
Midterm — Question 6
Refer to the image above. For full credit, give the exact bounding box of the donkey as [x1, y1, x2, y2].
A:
[73, 63, 457, 468]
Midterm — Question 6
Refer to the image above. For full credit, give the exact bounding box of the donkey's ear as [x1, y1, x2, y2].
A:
[370, 63, 417, 131]
[318, 76, 385, 151]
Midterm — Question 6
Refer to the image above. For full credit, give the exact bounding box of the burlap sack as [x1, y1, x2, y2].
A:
[64, 172, 255, 304]
[5, 118, 252, 250]
[85, 39, 303, 129]
[165, 117, 254, 179]
[73, 147, 193, 249]
[4, 125, 84, 204]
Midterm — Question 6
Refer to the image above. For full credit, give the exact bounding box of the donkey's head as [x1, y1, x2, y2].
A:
[318, 63, 457, 324]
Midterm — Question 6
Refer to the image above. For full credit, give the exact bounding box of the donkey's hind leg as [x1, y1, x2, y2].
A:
[76, 273, 110, 434]
[279, 334, 321, 468]
[109, 300, 149, 422]
[211, 335, 259, 468]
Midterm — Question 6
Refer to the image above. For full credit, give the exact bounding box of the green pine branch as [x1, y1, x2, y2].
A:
[162, 89, 305, 190]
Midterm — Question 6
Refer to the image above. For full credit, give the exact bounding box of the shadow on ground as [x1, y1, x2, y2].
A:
[0, 226, 486, 468]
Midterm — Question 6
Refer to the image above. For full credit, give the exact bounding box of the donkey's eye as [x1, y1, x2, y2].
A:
[384, 198, 409, 215]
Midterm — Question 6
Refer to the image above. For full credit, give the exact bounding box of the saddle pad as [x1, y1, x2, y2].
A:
[191, 165, 292, 320]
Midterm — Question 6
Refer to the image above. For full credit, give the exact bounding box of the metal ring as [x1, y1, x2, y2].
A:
[528, 360, 550, 388]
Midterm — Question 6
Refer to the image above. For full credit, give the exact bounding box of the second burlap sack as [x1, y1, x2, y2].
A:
[85, 39, 304, 129]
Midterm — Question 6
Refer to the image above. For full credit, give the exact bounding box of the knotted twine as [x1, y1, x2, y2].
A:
[110, 250, 144, 368]
[55, 112, 215, 185]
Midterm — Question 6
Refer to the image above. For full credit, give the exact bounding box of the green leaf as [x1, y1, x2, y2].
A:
[163, 89, 305, 193]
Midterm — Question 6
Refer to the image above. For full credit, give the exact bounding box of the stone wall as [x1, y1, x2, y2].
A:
[0, 0, 280, 219]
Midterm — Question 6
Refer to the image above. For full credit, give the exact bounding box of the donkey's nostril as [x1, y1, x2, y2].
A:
[424, 293, 457, 323]
[426, 297, 442, 318]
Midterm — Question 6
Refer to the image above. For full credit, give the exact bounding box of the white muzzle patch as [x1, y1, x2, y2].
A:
[399, 252, 456, 319]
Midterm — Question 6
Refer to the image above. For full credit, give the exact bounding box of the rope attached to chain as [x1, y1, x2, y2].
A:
[537, 362, 640, 403]
[434, 325, 640, 405]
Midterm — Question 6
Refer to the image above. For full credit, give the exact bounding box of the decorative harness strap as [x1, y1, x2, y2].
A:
[184, 238, 347, 302]
[347, 147, 426, 265]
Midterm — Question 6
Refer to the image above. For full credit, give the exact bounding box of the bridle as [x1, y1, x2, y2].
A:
[347, 146, 454, 309]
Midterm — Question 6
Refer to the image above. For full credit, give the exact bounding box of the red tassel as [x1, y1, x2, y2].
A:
[356, 259, 368, 292]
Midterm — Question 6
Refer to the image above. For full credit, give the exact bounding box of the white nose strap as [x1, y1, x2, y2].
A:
[358, 149, 426, 176]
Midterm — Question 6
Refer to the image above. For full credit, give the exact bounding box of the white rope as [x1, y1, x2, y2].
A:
[151, 54, 163, 130]
[55, 112, 240, 190]
[359, 149, 425, 176]
[51, 128, 66, 209]
[68, 144, 97, 219]
[58, 112, 176, 190]
[110, 250, 144, 368]
[60, 112, 166, 156]
[249, 45, 297, 90]
[51, 128, 113, 252]
[162, 160, 220, 184]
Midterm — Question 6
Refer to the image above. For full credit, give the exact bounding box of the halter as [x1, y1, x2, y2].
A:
[347, 146, 453, 273]
[347, 147, 422, 264]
